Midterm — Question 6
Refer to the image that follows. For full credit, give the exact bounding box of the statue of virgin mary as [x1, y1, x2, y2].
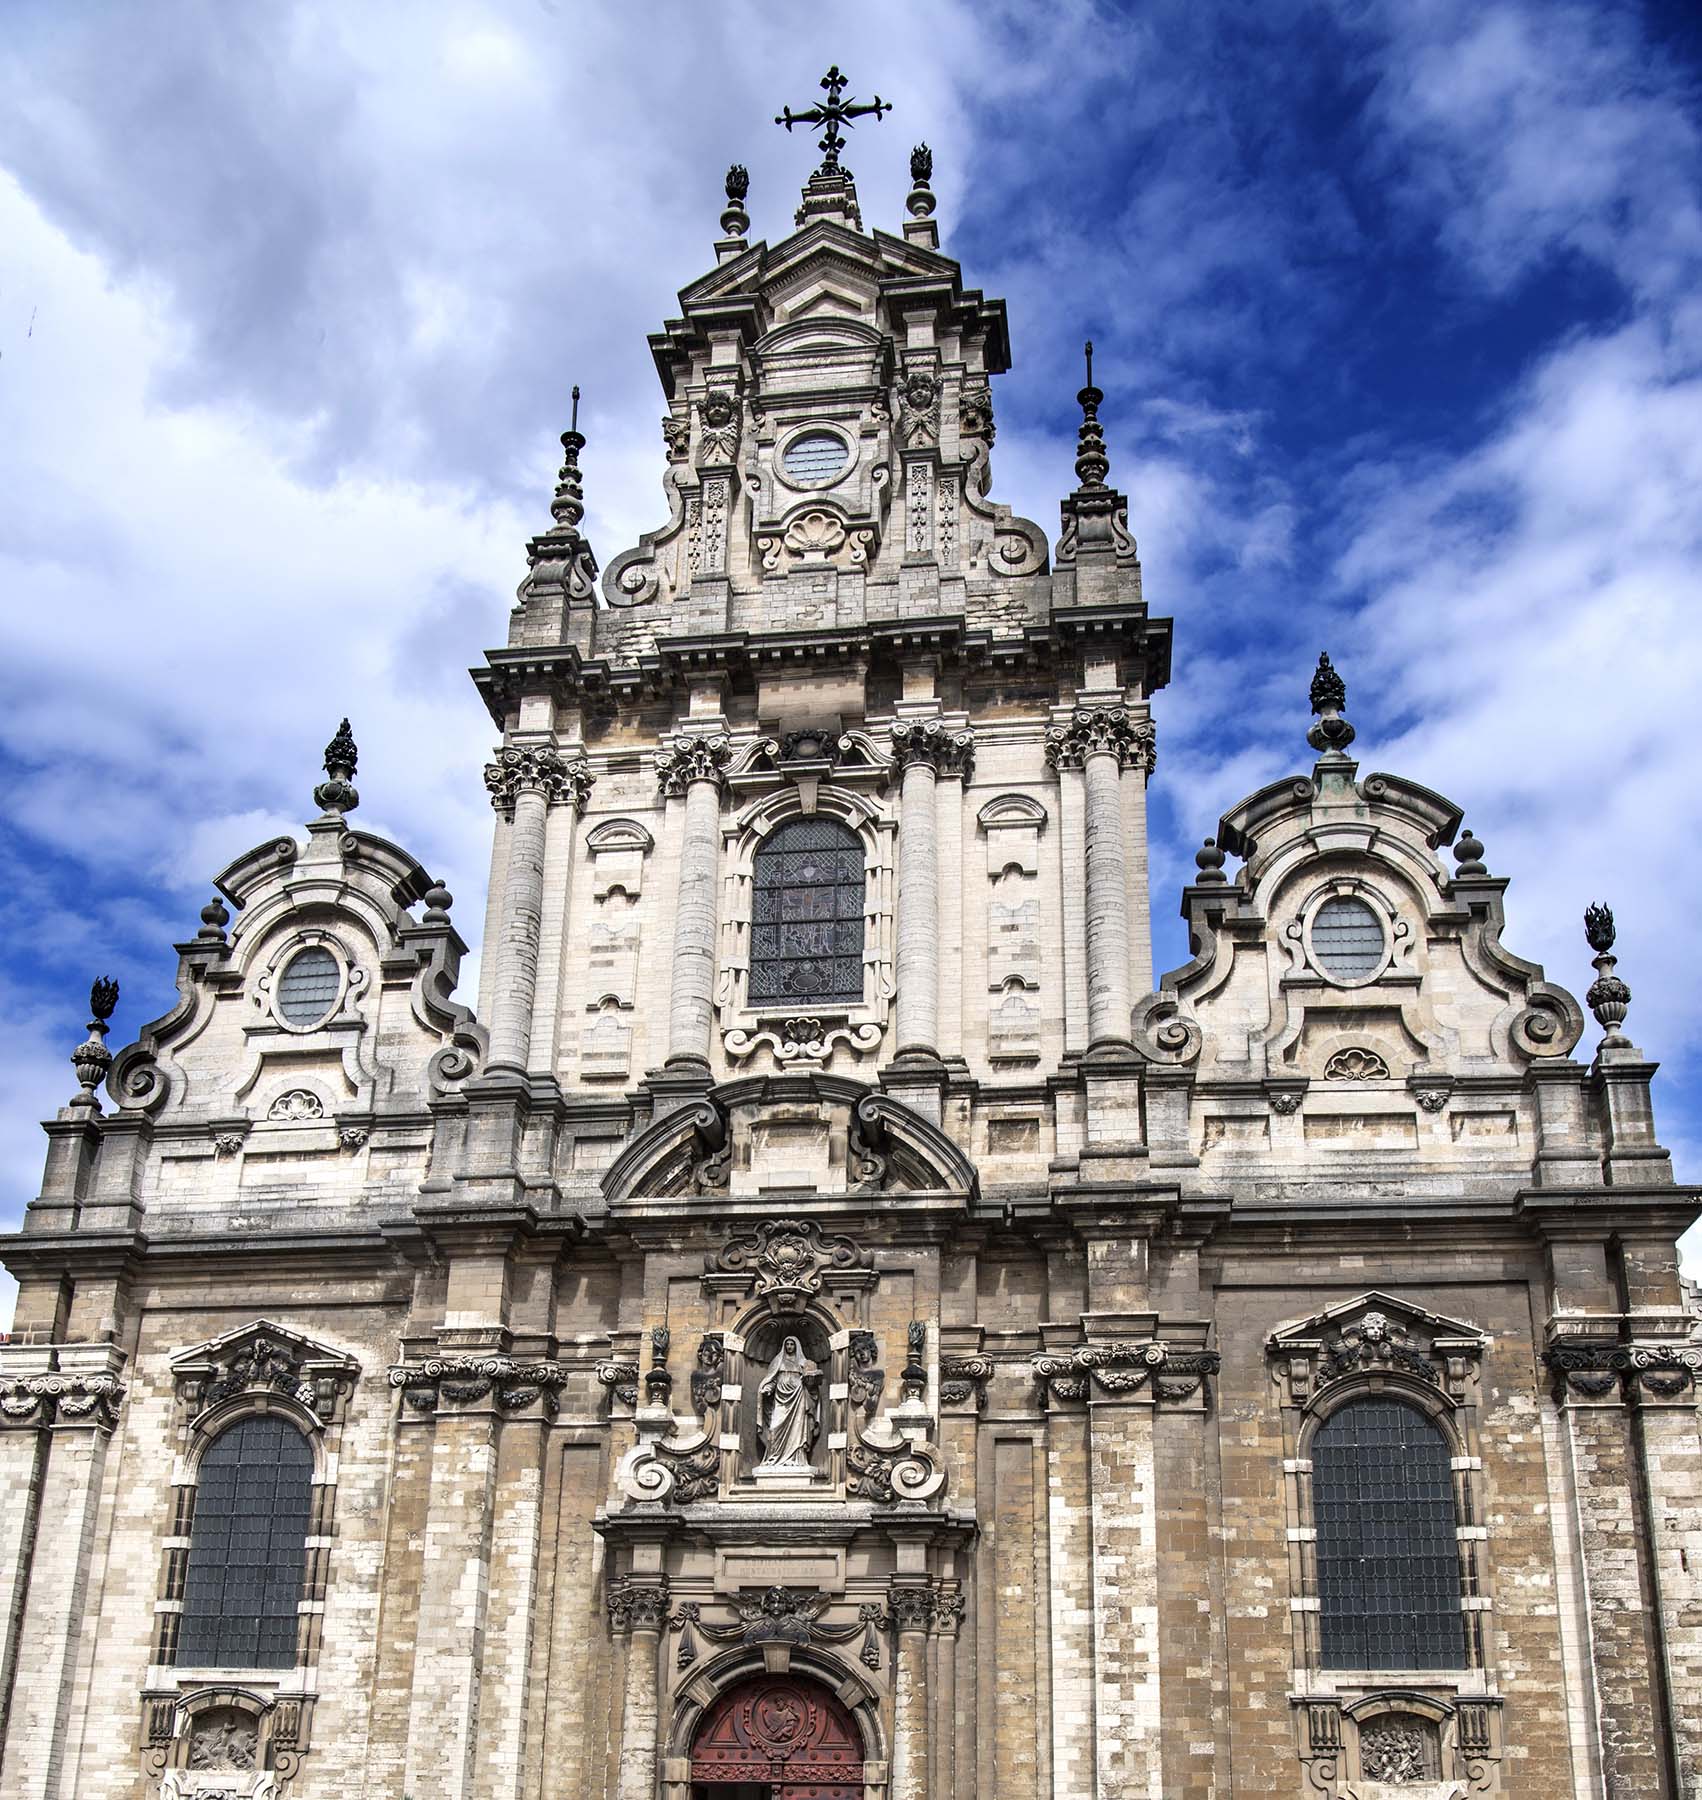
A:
[756, 1336, 820, 1470]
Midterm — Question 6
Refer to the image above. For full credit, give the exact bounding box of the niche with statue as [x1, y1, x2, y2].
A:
[739, 1314, 832, 1487]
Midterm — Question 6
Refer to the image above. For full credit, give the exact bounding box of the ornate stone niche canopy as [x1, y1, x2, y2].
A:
[600, 1074, 977, 1204]
[1267, 1292, 1488, 1410]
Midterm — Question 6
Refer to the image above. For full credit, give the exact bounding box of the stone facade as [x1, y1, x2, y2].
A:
[3, 81, 1699, 1800]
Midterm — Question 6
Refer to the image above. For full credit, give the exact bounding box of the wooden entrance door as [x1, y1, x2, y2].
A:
[688, 1673, 863, 1800]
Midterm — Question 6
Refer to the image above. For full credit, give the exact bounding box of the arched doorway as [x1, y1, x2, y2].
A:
[688, 1671, 864, 1800]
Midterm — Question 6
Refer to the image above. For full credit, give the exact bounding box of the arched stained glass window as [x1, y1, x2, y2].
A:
[1313, 1397, 1465, 1670]
[749, 818, 865, 1005]
[178, 1415, 312, 1669]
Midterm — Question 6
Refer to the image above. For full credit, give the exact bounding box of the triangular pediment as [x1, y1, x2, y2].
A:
[170, 1317, 358, 1372]
[170, 1319, 361, 1427]
[1267, 1291, 1488, 1350]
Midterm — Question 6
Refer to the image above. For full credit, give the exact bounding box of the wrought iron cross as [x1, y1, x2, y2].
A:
[775, 65, 891, 172]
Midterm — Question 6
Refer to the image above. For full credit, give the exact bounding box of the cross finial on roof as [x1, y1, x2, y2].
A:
[775, 65, 891, 175]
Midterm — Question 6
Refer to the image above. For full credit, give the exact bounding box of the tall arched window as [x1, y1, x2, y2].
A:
[749, 818, 865, 1005]
[1313, 1397, 1465, 1669]
[178, 1415, 313, 1669]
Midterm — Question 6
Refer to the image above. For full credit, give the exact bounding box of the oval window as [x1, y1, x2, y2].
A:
[276, 946, 341, 1027]
[1310, 896, 1387, 983]
[781, 430, 850, 485]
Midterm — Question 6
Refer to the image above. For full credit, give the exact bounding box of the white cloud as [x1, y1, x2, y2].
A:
[2, 0, 1700, 1330]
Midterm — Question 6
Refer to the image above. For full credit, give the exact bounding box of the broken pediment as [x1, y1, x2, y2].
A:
[601, 1074, 977, 1205]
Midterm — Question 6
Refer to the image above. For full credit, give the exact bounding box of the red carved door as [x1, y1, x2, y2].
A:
[689, 1673, 864, 1800]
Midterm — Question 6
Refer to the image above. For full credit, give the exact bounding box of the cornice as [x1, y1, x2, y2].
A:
[474, 606, 1173, 725]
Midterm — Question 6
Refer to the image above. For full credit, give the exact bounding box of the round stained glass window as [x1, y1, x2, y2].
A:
[780, 430, 850, 486]
[275, 946, 341, 1027]
[1310, 896, 1387, 984]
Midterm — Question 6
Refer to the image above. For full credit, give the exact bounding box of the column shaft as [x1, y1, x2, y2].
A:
[402, 1408, 502, 1800]
[1082, 748, 1132, 1047]
[487, 784, 549, 1072]
[616, 1626, 663, 1800]
[895, 756, 940, 1054]
[667, 775, 721, 1066]
[1088, 1397, 1163, 1800]
[890, 1622, 931, 1800]
[1635, 1396, 1702, 1791]
[1558, 1395, 1670, 1795]
[0, 1424, 114, 1800]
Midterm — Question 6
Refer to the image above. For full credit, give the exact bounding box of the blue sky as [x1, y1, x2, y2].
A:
[4, 0, 1701, 1318]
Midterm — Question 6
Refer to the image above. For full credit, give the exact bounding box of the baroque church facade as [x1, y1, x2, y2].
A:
[4, 72, 1701, 1800]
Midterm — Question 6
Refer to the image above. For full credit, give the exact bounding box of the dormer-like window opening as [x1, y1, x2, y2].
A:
[780, 429, 851, 487]
[1309, 896, 1387, 985]
[750, 818, 865, 1004]
[276, 945, 340, 1027]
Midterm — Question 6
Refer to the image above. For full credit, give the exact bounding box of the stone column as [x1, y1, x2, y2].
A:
[1034, 1369, 1097, 1799]
[887, 1582, 936, 1800]
[1046, 707, 1154, 1050]
[931, 1581, 965, 1800]
[482, 745, 590, 1073]
[1628, 1356, 1702, 1795]
[1085, 1355, 1164, 1800]
[889, 721, 973, 1058]
[400, 1395, 502, 1800]
[610, 1580, 670, 1800]
[655, 735, 730, 1071]
[1545, 1343, 1676, 1797]
[0, 1362, 125, 1800]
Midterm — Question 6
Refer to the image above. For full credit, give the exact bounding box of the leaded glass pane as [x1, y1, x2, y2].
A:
[781, 430, 850, 484]
[1311, 896, 1386, 982]
[1313, 1397, 1465, 1670]
[749, 819, 865, 1004]
[276, 946, 340, 1026]
[177, 1416, 312, 1669]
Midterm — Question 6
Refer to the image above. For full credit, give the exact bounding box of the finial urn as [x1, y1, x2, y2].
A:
[70, 976, 119, 1106]
[313, 719, 360, 816]
[1583, 903, 1632, 1045]
[720, 164, 751, 239]
[1305, 653, 1356, 756]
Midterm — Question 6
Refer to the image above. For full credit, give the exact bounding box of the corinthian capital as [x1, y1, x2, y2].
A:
[483, 746, 593, 818]
[655, 733, 731, 797]
[889, 718, 975, 778]
[886, 1582, 937, 1634]
[607, 1578, 671, 1633]
[1044, 705, 1156, 774]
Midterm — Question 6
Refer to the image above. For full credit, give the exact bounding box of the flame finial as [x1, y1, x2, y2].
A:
[1305, 654, 1356, 756]
[313, 718, 361, 816]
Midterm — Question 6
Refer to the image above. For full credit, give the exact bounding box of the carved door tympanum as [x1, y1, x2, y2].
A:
[689, 1673, 863, 1800]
